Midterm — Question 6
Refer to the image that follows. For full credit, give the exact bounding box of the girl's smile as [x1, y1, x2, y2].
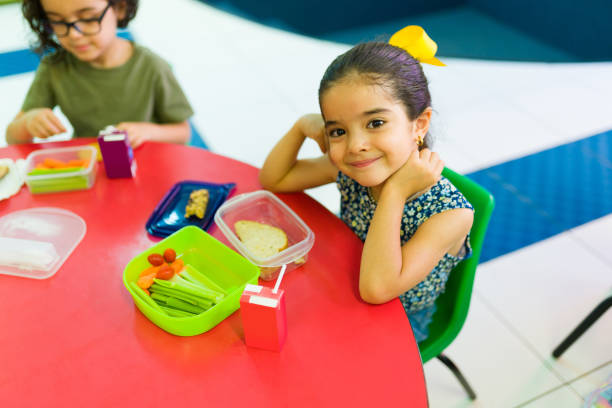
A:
[349, 156, 381, 168]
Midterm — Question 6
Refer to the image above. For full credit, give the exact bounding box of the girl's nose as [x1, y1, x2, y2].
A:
[67, 26, 84, 40]
[347, 131, 369, 153]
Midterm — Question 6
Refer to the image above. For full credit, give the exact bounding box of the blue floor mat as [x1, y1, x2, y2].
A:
[467, 129, 612, 262]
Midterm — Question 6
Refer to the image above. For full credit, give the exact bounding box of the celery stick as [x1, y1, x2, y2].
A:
[150, 292, 170, 304]
[27, 167, 83, 176]
[159, 306, 196, 318]
[129, 282, 167, 315]
[153, 278, 223, 302]
[180, 264, 227, 295]
[151, 289, 206, 314]
[165, 297, 205, 314]
[151, 285, 199, 305]
[150, 285, 214, 309]
[152, 285, 197, 304]
[170, 274, 225, 300]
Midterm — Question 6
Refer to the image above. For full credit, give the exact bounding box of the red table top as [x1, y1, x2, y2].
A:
[0, 139, 428, 407]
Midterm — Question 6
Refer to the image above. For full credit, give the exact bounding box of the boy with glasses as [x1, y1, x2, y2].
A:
[6, 0, 194, 148]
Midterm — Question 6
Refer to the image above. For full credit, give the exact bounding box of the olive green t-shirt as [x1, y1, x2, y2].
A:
[22, 44, 194, 137]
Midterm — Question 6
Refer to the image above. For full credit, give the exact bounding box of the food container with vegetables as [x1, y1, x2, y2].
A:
[24, 145, 98, 194]
[123, 225, 260, 336]
[214, 190, 315, 281]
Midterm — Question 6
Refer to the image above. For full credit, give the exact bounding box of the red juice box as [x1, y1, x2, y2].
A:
[240, 284, 287, 351]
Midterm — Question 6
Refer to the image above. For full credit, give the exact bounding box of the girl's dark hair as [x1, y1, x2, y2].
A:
[319, 42, 433, 149]
[22, 0, 139, 57]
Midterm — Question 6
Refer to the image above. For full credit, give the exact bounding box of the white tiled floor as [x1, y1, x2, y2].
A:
[1, 0, 611, 406]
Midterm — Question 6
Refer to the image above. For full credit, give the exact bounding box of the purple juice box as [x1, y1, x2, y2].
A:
[97, 127, 136, 178]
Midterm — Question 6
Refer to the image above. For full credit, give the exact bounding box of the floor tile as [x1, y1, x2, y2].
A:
[568, 213, 612, 266]
[568, 361, 612, 400]
[443, 96, 567, 168]
[424, 295, 566, 407]
[474, 233, 612, 383]
[516, 385, 583, 408]
[508, 81, 612, 139]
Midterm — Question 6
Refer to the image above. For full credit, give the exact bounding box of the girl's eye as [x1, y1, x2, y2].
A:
[368, 119, 385, 129]
[367, 119, 385, 128]
[328, 128, 345, 138]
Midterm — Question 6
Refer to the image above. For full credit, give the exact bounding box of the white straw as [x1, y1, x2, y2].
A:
[272, 264, 287, 294]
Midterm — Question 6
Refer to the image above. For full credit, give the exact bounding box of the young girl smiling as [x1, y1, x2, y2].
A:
[259, 27, 474, 341]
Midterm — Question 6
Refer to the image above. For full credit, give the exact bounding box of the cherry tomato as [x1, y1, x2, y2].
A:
[163, 248, 176, 263]
[147, 253, 164, 266]
[156, 264, 174, 280]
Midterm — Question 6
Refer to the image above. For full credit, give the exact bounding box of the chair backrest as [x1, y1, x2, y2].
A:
[418, 167, 495, 362]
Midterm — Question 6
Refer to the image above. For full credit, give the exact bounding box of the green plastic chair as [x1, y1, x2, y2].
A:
[417, 167, 495, 400]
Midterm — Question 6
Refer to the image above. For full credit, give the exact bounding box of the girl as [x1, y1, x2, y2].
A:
[5, 0, 193, 148]
[259, 27, 474, 342]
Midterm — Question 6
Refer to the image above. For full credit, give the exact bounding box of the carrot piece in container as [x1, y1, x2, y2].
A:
[67, 159, 87, 168]
[137, 272, 156, 289]
[139, 265, 161, 277]
[170, 259, 184, 274]
[42, 158, 68, 168]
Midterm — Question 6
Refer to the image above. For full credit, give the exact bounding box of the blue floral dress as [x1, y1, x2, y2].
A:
[337, 172, 474, 342]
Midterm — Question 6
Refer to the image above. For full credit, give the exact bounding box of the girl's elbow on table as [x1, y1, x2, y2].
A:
[359, 281, 398, 305]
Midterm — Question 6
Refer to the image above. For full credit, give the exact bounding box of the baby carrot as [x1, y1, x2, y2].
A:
[170, 259, 184, 274]
[137, 272, 156, 289]
[42, 158, 68, 168]
[139, 265, 161, 278]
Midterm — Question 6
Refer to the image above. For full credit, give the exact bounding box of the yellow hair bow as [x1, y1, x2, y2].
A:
[389, 25, 445, 66]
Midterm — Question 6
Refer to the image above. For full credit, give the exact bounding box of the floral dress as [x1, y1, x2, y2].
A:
[337, 172, 474, 342]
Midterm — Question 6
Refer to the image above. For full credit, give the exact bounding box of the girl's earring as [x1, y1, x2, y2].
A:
[417, 136, 424, 148]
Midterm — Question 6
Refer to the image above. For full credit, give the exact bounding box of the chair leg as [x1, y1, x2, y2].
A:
[437, 353, 477, 400]
[552, 295, 612, 358]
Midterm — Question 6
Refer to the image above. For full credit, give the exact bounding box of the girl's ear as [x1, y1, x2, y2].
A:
[414, 107, 432, 140]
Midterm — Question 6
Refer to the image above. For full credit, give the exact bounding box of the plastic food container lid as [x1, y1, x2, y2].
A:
[0, 207, 86, 279]
[214, 190, 314, 267]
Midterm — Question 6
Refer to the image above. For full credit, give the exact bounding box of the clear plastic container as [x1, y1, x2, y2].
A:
[0, 207, 87, 279]
[24, 145, 98, 194]
[214, 190, 315, 281]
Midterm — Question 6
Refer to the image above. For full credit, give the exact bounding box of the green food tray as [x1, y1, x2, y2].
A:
[123, 226, 260, 336]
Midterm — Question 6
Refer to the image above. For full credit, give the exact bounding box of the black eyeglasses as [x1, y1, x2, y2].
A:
[46, 3, 112, 37]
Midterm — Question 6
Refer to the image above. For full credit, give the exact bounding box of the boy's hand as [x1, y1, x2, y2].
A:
[23, 108, 66, 139]
[384, 148, 444, 200]
[298, 113, 326, 153]
[115, 122, 154, 148]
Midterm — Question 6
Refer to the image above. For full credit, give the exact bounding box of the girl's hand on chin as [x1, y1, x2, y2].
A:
[384, 148, 444, 199]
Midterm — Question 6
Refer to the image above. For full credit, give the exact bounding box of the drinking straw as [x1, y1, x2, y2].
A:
[272, 264, 287, 294]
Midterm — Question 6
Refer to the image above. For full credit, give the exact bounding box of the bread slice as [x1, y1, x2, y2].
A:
[234, 220, 288, 259]
[0, 164, 8, 180]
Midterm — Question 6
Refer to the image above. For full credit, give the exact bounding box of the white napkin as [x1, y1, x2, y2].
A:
[0, 236, 60, 271]
[0, 158, 26, 200]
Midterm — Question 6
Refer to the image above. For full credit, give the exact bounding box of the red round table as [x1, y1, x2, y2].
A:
[0, 139, 428, 407]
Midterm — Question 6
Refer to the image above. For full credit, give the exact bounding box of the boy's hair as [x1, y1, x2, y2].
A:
[22, 0, 139, 56]
[319, 42, 433, 148]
